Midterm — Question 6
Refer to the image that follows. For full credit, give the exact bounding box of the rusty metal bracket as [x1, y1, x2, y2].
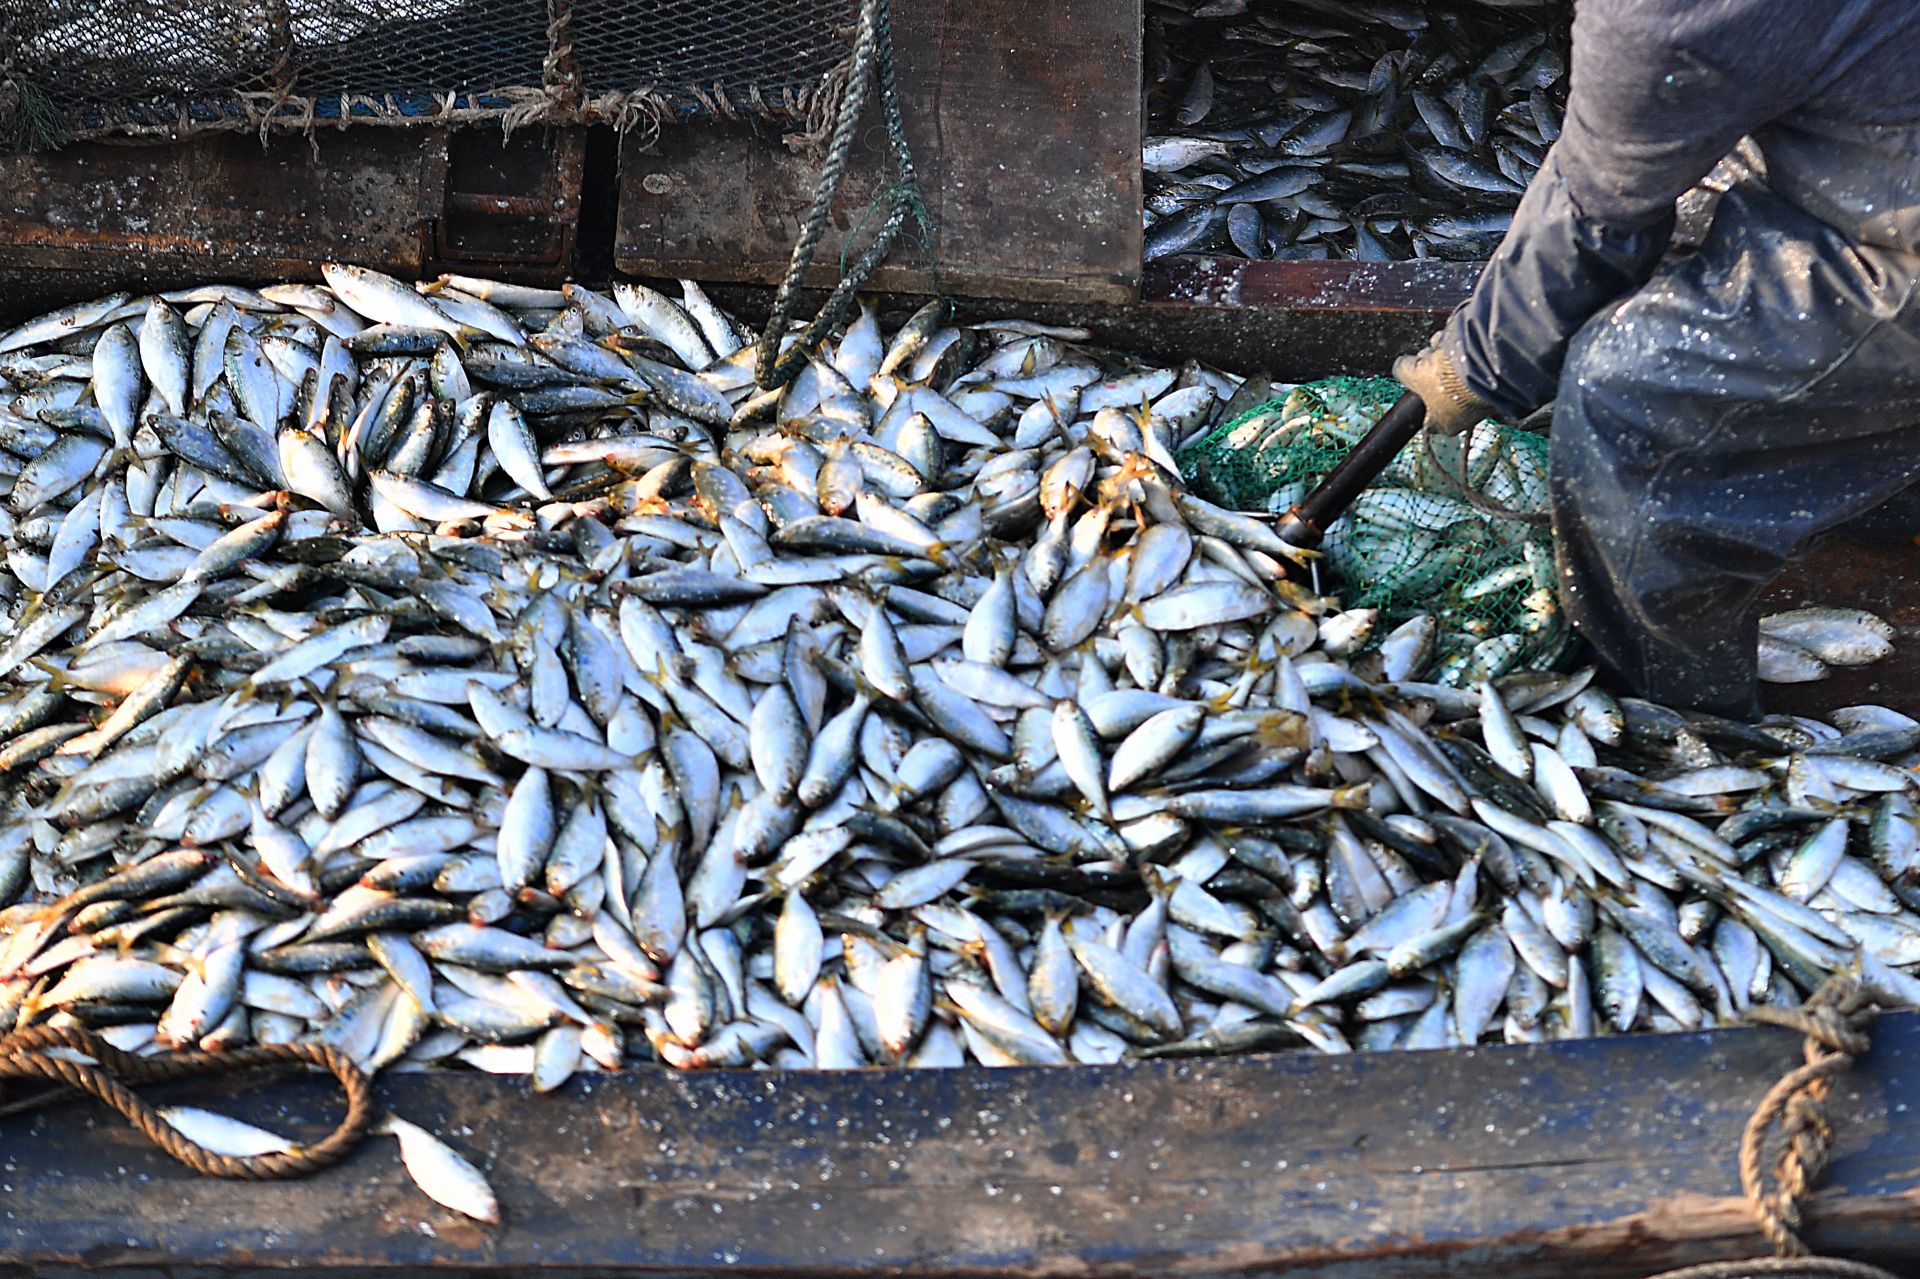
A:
[426, 127, 583, 283]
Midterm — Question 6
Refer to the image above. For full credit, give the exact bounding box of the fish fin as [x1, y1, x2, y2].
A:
[1330, 784, 1374, 811]
[26, 658, 75, 691]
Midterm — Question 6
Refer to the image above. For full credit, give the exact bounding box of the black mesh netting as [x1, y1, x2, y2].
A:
[0, 0, 855, 149]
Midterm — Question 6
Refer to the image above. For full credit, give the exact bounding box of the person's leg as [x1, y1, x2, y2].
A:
[1549, 184, 1920, 718]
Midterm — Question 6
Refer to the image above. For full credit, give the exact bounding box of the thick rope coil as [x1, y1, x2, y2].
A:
[0, 1023, 374, 1180]
[1642, 975, 1899, 1279]
[1738, 977, 1877, 1258]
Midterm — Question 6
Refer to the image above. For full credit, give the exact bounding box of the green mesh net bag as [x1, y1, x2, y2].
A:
[1177, 376, 1572, 684]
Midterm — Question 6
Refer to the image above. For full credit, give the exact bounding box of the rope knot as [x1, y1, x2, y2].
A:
[1737, 976, 1878, 1259]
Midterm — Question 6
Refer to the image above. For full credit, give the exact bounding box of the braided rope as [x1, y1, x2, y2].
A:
[1640, 976, 1895, 1279]
[753, 0, 933, 394]
[0, 1023, 375, 1180]
[1738, 978, 1876, 1257]
[542, 0, 583, 115]
[259, 0, 297, 135]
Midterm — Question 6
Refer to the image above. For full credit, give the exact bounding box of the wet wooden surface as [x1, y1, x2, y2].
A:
[1037, 255, 1473, 376]
[0, 132, 443, 297]
[687, 273, 1446, 387]
[1145, 255, 1482, 315]
[0, 127, 589, 306]
[770, 255, 1468, 380]
[1764, 533, 1920, 718]
[3, 1015, 1917, 1279]
[614, 0, 1143, 304]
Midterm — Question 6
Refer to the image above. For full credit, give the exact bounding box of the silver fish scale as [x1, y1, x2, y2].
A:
[1143, 0, 1570, 263]
[0, 266, 1912, 1109]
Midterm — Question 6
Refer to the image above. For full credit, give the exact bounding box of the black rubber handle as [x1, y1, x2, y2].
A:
[1274, 390, 1427, 551]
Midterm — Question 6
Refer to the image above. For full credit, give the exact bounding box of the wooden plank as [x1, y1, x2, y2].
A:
[906, 256, 1482, 379]
[1145, 256, 1483, 315]
[0, 127, 598, 316]
[614, 0, 1142, 305]
[4, 1015, 1918, 1279]
[0, 132, 444, 296]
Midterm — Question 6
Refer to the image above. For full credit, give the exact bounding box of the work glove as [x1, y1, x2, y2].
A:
[1392, 332, 1497, 436]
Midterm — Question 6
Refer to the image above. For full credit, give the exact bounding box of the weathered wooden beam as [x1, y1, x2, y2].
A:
[4, 1015, 1917, 1279]
[0, 132, 443, 296]
[614, 0, 1144, 305]
[1145, 256, 1483, 315]
[683, 254, 1472, 385]
[0, 127, 585, 312]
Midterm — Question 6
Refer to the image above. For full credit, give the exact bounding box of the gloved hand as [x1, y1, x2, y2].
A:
[1392, 333, 1498, 436]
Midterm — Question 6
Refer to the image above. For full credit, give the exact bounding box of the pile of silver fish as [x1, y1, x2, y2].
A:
[1143, 0, 1569, 263]
[0, 264, 1917, 1146]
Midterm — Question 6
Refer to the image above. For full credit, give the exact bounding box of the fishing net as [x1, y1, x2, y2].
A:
[0, 0, 855, 150]
[1177, 375, 1569, 683]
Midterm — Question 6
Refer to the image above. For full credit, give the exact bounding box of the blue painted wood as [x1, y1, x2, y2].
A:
[3, 1014, 1918, 1278]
